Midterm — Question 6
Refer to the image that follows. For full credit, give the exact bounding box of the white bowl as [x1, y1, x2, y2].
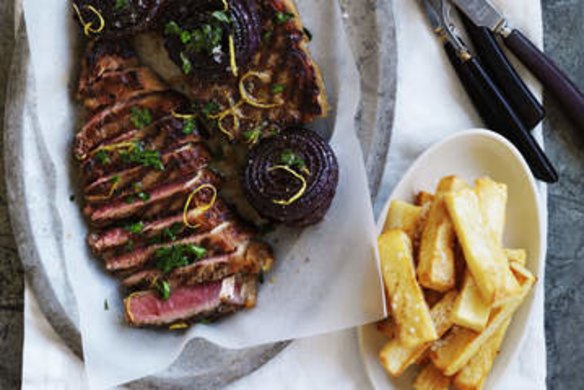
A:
[358, 129, 545, 389]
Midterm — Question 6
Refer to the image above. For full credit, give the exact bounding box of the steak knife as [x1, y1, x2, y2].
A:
[453, 0, 584, 131]
[419, 0, 558, 182]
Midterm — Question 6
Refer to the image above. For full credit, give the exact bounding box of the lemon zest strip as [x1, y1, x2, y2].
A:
[171, 111, 197, 120]
[72, 4, 105, 36]
[169, 322, 190, 330]
[92, 141, 136, 155]
[221, 0, 229, 11]
[239, 71, 283, 109]
[228, 35, 238, 77]
[183, 184, 218, 229]
[268, 165, 307, 206]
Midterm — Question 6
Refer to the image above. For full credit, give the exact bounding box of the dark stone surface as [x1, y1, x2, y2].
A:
[542, 1, 584, 389]
[0, 1, 583, 389]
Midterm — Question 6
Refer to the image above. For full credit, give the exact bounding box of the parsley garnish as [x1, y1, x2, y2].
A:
[262, 31, 272, 43]
[211, 10, 231, 24]
[162, 223, 183, 242]
[130, 107, 152, 129]
[114, 0, 129, 11]
[156, 280, 171, 300]
[165, 21, 182, 36]
[275, 11, 294, 24]
[201, 101, 220, 117]
[124, 195, 136, 204]
[124, 221, 144, 234]
[111, 175, 121, 184]
[137, 191, 150, 201]
[119, 142, 164, 171]
[303, 27, 312, 41]
[280, 150, 306, 171]
[271, 84, 284, 94]
[154, 244, 207, 274]
[180, 52, 192, 75]
[95, 150, 110, 165]
[124, 239, 135, 253]
[182, 118, 196, 135]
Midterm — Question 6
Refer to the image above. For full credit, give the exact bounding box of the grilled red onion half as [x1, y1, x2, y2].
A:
[72, 0, 163, 38]
[161, 0, 261, 78]
[243, 128, 339, 226]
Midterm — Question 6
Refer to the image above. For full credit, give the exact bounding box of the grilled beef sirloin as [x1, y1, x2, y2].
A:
[75, 39, 273, 328]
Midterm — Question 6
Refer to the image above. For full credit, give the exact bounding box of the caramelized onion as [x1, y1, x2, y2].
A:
[72, 0, 163, 38]
[161, 0, 261, 78]
[242, 128, 339, 226]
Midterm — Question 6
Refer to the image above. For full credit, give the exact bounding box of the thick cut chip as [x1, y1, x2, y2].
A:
[377, 318, 396, 339]
[475, 177, 507, 247]
[453, 318, 512, 390]
[379, 291, 457, 377]
[505, 248, 527, 266]
[451, 272, 490, 332]
[430, 265, 535, 375]
[445, 188, 519, 304]
[417, 176, 468, 292]
[383, 200, 422, 238]
[414, 363, 451, 390]
[378, 230, 438, 348]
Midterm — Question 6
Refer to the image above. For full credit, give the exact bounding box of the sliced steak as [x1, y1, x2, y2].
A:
[75, 91, 187, 160]
[122, 241, 272, 289]
[105, 221, 253, 272]
[80, 67, 167, 113]
[124, 275, 258, 327]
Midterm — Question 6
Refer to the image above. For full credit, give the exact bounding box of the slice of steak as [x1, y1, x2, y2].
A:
[81, 115, 205, 184]
[88, 199, 233, 254]
[75, 91, 188, 160]
[124, 274, 258, 327]
[81, 67, 168, 113]
[78, 39, 139, 97]
[122, 241, 272, 289]
[84, 143, 210, 204]
[86, 168, 220, 227]
[105, 221, 253, 272]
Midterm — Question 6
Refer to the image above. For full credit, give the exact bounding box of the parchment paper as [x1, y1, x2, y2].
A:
[21, 0, 385, 388]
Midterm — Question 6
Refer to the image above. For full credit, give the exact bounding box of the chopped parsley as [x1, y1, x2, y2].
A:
[182, 118, 196, 135]
[201, 101, 221, 117]
[124, 221, 144, 234]
[130, 107, 152, 129]
[280, 150, 306, 171]
[124, 195, 136, 204]
[123, 239, 135, 253]
[275, 11, 294, 24]
[156, 280, 171, 300]
[111, 175, 121, 185]
[154, 244, 207, 274]
[114, 0, 129, 11]
[243, 122, 268, 144]
[303, 27, 312, 41]
[119, 142, 164, 171]
[271, 84, 285, 94]
[137, 191, 150, 201]
[180, 52, 192, 75]
[165, 21, 182, 36]
[262, 31, 272, 43]
[162, 223, 183, 242]
[95, 150, 110, 165]
[211, 10, 231, 24]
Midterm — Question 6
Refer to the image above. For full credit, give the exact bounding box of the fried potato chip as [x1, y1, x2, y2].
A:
[416, 191, 435, 207]
[475, 177, 507, 247]
[445, 188, 519, 304]
[451, 272, 490, 332]
[417, 176, 469, 292]
[383, 200, 422, 239]
[505, 248, 527, 266]
[379, 230, 438, 348]
[377, 318, 396, 339]
[414, 363, 451, 390]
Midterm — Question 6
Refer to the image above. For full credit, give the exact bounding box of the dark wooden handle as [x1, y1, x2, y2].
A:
[461, 15, 544, 129]
[504, 29, 584, 131]
[444, 42, 558, 183]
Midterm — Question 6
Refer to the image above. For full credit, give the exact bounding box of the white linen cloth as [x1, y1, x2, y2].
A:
[21, 0, 546, 388]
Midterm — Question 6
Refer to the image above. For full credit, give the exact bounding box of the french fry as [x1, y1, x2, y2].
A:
[505, 248, 527, 266]
[445, 188, 519, 304]
[453, 318, 512, 390]
[475, 177, 507, 247]
[378, 230, 438, 348]
[379, 291, 457, 377]
[416, 191, 435, 207]
[451, 272, 490, 332]
[417, 176, 468, 292]
[414, 363, 451, 390]
[430, 266, 535, 376]
[383, 200, 422, 238]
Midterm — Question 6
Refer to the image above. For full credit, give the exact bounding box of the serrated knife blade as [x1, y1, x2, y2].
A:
[452, 0, 507, 33]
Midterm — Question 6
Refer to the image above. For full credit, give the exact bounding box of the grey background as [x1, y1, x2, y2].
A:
[0, 0, 583, 389]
